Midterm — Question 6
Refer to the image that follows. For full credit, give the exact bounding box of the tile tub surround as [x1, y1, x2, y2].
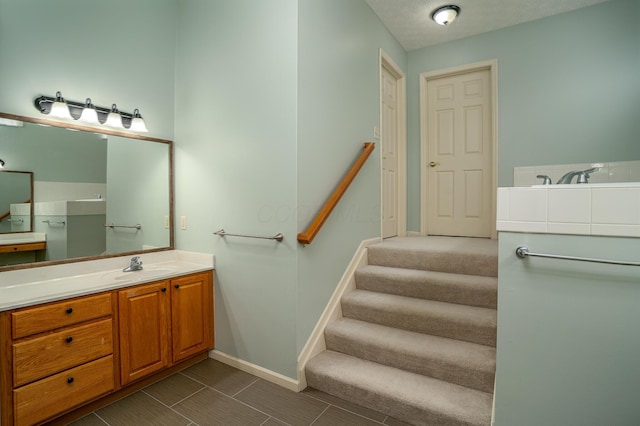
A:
[513, 160, 640, 187]
[0, 250, 214, 311]
[497, 184, 640, 236]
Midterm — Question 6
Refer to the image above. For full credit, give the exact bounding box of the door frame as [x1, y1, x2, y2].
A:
[379, 49, 407, 237]
[419, 59, 498, 239]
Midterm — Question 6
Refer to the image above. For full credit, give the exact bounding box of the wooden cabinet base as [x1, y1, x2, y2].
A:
[14, 355, 114, 426]
[46, 352, 208, 426]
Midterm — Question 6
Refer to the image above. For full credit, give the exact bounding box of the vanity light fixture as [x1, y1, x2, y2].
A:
[33, 92, 149, 132]
[432, 5, 460, 26]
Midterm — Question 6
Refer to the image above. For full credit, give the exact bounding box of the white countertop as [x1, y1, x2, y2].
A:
[0, 250, 214, 311]
[0, 232, 46, 245]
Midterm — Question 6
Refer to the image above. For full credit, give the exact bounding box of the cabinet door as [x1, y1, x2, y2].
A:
[171, 272, 214, 362]
[118, 281, 170, 385]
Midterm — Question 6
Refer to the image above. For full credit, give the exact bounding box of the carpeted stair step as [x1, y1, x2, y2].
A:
[355, 264, 497, 309]
[325, 318, 495, 393]
[306, 350, 493, 426]
[367, 236, 498, 277]
[341, 290, 496, 347]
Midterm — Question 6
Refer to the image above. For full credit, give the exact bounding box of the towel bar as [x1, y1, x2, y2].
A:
[515, 246, 640, 267]
[214, 228, 283, 242]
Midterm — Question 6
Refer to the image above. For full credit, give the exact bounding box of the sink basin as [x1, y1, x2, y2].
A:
[101, 266, 179, 282]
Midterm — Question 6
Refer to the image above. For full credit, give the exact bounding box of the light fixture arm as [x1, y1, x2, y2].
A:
[34, 93, 147, 131]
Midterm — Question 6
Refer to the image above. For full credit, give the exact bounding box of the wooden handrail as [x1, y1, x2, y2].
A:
[298, 142, 375, 245]
[0, 199, 31, 223]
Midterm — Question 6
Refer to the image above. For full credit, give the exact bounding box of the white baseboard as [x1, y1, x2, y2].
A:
[295, 237, 380, 391]
[407, 231, 422, 237]
[208, 350, 299, 392]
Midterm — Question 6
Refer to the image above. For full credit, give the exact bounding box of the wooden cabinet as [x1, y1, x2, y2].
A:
[118, 281, 171, 385]
[1, 292, 115, 426]
[0, 269, 214, 425]
[171, 272, 214, 362]
[119, 271, 214, 385]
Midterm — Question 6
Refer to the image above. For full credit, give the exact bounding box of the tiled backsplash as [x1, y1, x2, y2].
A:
[497, 184, 640, 237]
[513, 161, 640, 187]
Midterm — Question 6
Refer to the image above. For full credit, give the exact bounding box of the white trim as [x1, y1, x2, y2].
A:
[296, 237, 380, 391]
[419, 59, 499, 239]
[380, 49, 407, 237]
[208, 349, 299, 392]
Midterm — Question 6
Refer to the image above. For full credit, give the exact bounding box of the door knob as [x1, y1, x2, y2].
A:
[429, 161, 439, 167]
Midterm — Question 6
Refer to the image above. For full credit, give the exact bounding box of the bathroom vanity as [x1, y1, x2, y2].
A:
[0, 251, 214, 426]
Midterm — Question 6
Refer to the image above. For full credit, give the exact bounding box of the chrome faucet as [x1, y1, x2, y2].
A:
[123, 256, 143, 272]
[536, 175, 552, 185]
[556, 167, 599, 184]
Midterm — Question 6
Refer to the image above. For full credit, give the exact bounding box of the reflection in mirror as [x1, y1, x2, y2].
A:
[0, 170, 33, 233]
[0, 112, 173, 270]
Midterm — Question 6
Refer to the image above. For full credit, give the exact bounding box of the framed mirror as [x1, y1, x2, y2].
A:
[0, 170, 33, 233]
[0, 112, 173, 271]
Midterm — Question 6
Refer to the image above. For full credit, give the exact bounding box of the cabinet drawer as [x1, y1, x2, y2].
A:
[12, 293, 112, 339]
[13, 355, 114, 426]
[13, 319, 113, 387]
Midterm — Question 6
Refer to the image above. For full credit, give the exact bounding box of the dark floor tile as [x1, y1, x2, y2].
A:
[144, 373, 205, 406]
[235, 379, 328, 426]
[384, 416, 413, 425]
[96, 392, 190, 426]
[173, 387, 268, 426]
[303, 387, 387, 422]
[66, 413, 108, 426]
[313, 406, 383, 426]
[181, 359, 258, 396]
[260, 418, 289, 425]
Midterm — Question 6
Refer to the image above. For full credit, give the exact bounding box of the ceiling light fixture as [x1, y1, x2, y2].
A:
[34, 92, 149, 132]
[432, 5, 460, 26]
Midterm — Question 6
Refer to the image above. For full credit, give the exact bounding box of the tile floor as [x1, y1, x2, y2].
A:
[69, 359, 410, 426]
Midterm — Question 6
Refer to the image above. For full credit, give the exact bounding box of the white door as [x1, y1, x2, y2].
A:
[381, 66, 398, 238]
[426, 69, 492, 237]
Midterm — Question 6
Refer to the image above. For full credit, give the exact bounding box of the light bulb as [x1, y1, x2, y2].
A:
[49, 91, 73, 119]
[105, 104, 124, 129]
[78, 98, 101, 125]
[129, 109, 148, 132]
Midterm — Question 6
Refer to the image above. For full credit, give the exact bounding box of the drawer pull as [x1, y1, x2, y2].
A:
[174, 284, 180, 289]
[66, 307, 73, 314]
[67, 377, 74, 384]
[66, 336, 73, 343]
[161, 287, 167, 292]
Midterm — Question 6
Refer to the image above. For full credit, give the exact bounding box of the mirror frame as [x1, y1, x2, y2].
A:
[0, 112, 174, 272]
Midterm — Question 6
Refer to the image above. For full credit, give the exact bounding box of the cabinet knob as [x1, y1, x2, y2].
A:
[161, 287, 167, 292]
[67, 377, 74, 384]
[66, 337, 73, 343]
[174, 284, 180, 289]
[66, 307, 73, 314]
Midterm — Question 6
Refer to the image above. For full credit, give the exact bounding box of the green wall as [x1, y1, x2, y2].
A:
[175, 0, 405, 378]
[0, 0, 176, 140]
[296, 0, 405, 353]
[406, 0, 640, 231]
[174, 0, 299, 377]
[496, 232, 640, 424]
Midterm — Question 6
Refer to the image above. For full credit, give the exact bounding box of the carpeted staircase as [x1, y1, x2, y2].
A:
[305, 236, 498, 426]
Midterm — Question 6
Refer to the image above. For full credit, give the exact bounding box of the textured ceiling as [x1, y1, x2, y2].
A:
[364, 0, 613, 51]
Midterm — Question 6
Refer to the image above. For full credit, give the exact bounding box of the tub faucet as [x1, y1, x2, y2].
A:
[557, 167, 599, 184]
[123, 256, 143, 272]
